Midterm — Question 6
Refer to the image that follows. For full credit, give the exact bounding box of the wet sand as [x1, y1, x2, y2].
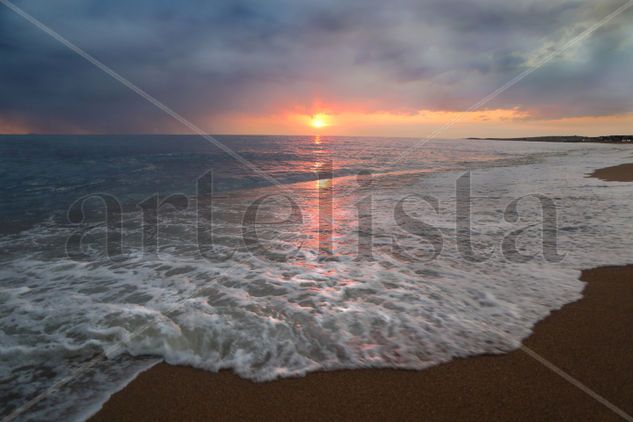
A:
[91, 265, 633, 422]
[590, 163, 633, 182]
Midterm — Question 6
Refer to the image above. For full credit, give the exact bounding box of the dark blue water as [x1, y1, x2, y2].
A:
[0, 134, 503, 233]
[0, 135, 345, 231]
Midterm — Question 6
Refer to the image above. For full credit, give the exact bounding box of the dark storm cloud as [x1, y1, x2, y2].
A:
[0, 0, 631, 132]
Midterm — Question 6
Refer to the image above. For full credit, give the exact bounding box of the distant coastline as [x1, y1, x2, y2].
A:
[468, 135, 633, 143]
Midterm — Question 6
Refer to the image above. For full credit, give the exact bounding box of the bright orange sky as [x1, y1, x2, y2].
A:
[194, 108, 633, 138]
[3, 109, 631, 137]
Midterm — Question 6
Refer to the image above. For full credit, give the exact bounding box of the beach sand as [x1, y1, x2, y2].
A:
[91, 165, 633, 421]
[590, 163, 633, 182]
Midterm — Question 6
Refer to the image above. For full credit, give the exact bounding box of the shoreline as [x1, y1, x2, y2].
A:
[90, 163, 633, 421]
[589, 163, 633, 182]
[91, 265, 633, 421]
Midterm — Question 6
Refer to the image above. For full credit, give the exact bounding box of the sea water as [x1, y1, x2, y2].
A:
[1, 135, 632, 420]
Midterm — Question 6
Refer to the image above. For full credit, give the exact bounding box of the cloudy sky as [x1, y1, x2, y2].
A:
[0, 0, 632, 136]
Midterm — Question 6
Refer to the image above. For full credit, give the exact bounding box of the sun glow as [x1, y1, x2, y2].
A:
[310, 113, 330, 129]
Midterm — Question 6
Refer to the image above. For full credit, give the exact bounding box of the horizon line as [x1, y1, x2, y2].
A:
[0, 133, 632, 139]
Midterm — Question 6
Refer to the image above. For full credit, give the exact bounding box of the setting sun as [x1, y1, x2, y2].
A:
[310, 113, 330, 129]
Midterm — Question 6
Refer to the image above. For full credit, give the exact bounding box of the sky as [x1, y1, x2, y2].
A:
[0, 0, 632, 137]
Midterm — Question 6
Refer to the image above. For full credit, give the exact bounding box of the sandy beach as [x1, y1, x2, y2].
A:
[590, 163, 633, 182]
[90, 165, 633, 422]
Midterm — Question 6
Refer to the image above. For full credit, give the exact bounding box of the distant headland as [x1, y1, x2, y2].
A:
[467, 135, 633, 143]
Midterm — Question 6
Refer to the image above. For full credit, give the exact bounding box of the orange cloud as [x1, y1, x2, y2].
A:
[0, 116, 32, 134]
[197, 106, 633, 138]
[202, 108, 531, 136]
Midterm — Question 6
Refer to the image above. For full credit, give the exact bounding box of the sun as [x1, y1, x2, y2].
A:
[310, 113, 330, 129]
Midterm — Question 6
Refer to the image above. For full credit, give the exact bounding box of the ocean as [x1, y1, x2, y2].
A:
[1, 135, 632, 420]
